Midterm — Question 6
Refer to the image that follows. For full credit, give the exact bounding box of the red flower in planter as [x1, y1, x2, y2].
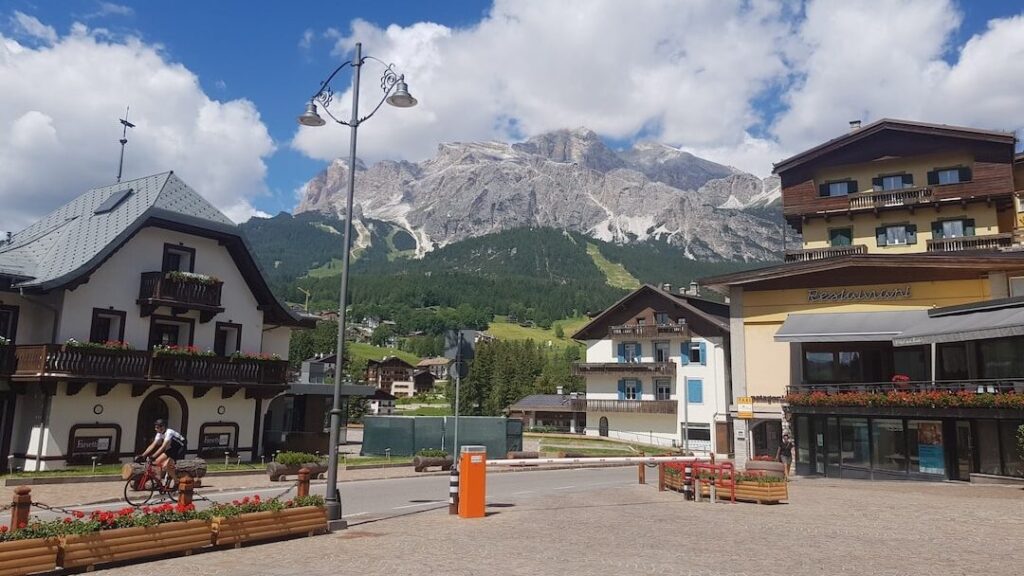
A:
[0, 525, 7, 533]
[73, 510, 85, 519]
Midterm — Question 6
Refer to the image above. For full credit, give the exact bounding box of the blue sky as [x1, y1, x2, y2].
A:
[2, 1, 1023, 227]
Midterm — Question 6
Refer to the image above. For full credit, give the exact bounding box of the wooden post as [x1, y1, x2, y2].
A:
[638, 463, 646, 485]
[177, 475, 194, 508]
[11, 486, 31, 530]
[658, 463, 666, 492]
[297, 467, 311, 498]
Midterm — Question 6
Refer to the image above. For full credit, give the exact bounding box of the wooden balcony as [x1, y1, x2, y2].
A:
[138, 272, 225, 322]
[570, 398, 677, 414]
[572, 361, 676, 376]
[926, 233, 1014, 253]
[7, 345, 288, 394]
[608, 323, 689, 339]
[785, 244, 867, 262]
[848, 186, 933, 211]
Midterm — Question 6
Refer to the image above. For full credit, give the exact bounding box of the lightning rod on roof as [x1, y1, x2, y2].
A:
[116, 106, 136, 183]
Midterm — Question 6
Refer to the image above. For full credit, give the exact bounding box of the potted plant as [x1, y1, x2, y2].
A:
[266, 452, 327, 481]
[695, 470, 788, 504]
[63, 338, 134, 351]
[166, 271, 220, 286]
[231, 351, 283, 362]
[0, 524, 59, 576]
[210, 494, 326, 547]
[152, 344, 216, 357]
[412, 449, 452, 472]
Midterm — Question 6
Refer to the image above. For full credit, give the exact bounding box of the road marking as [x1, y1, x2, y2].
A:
[553, 485, 577, 490]
[345, 512, 369, 517]
[512, 491, 534, 495]
[391, 501, 443, 510]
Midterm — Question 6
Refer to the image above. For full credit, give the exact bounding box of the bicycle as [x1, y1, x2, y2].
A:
[124, 459, 178, 507]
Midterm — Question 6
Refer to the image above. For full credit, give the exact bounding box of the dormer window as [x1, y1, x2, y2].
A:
[819, 180, 857, 197]
[162, 244, 195, 273]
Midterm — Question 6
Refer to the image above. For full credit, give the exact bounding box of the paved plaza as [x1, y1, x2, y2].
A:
[94, 477, 1024, 576]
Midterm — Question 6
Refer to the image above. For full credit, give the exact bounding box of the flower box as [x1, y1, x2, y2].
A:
[211, 506, 327, 547]
[58, 519, 211, 570]
[698, 480, 788, 504]
[0, 538, 59, 576]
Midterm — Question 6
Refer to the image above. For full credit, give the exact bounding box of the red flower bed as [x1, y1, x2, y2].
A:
[786, 390, 1024, 409]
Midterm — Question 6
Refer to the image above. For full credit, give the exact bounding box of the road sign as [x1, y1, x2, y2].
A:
[737, 396, 753, 419]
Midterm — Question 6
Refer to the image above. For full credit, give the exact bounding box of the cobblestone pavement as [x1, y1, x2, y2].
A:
[96, 477, 1024, 576]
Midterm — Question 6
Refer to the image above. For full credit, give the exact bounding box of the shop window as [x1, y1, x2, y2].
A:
[653, 341, 671, 363]
[796, 416, 811, 465]
[871, 419, 906, 473]
[829, 228, 853, 247]
[686, 378, 703, 404]
[875, 224, 917, 246]
[999, 421, 1024, 477]
[840, 418, 870, 469]
[90, 308, 126, 343]
[655, 378, 671, 400]
[976, 420, 1002, 476]
[908, 420, 945, 476]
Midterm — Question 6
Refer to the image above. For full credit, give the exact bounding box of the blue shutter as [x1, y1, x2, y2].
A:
[698, 341, 707, 366]
[679, 342, 690, 366]
[687, 379, 703, 404]
[617, 379, 625, 400]
[635, 379, 643, 399]
[617, 343, 625, 363]
[635, 342, 642, 361]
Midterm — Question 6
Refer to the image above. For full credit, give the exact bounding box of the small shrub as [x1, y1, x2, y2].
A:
[1017, 424, 1024, 462]
[275, 452, 324, 467]
[416, 449, 449, 458]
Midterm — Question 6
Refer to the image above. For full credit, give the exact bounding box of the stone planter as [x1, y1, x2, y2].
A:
[266, 462, 326, 481]
[698, 480, 788, 504]
[412, 455, 453, 472]
[59, 519, 211, 571]
[212, 506, 327, 547]
[0, 537, 59, 576]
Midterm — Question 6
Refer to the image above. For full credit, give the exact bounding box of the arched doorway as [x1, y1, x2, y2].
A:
[135, 389, 189, 453]
[599, 417, 609, 437]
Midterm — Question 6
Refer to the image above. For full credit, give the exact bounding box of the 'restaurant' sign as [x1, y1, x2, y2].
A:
[807, 285, 911, 303]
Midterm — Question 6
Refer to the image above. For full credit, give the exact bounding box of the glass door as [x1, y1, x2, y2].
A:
[955, 421, 973, 481]
[825, 417, 841, 477]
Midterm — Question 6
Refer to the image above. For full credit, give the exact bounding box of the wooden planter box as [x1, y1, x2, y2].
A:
[266, 462, 327, 481]
[212, 506, 327, 547]
[412, 455, 453, 472]
[0, 538, 59, 576]
[663, 473, 684, 492]
[59, 519, 211, 571]
[698, 480, 788, 504]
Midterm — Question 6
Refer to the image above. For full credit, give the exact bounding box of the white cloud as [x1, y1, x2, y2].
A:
[292, 0, 1024, 178]
[11, 11, 57, 44]
[0, 20, 275, 230]
[88, 2, 135, 18]
[298, 28, 314, 50]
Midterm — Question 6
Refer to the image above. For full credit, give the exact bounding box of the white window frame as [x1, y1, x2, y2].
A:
[885, 225, 909, 246]
[623, 342, 640, 363]
[688, 342, 702, 364]
[936, 169, 961, 185]
[653, 341, 671, 363]
[827, 181, 851, 197]
[881, 175, 907, 191]
[655, 379, 672, 401]
[1009, 276, 1024, 298]
[624, 379, 640, 401]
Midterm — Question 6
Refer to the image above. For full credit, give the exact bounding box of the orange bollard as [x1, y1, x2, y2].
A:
[177, 475, 194, 508]
[457, 446, 486, 519]
[297, 468, 311, 498]
[11, 486, 31, 530]
[638, 462, 646, 485]
[658, 463, 666, 492]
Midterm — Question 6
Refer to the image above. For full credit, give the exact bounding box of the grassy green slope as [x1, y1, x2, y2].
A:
[485, 316, 590, 348]
[586, 243, 641, 289]
[348, 342, 420, 366]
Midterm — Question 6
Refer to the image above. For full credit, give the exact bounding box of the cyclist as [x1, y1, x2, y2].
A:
[137, 419, 187, 487]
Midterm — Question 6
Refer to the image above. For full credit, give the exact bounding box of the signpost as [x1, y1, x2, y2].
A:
[737, 396, 754, 419]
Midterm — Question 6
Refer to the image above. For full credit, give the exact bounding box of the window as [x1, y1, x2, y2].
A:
[829, 228, 853, 247]
[162, 244, 195, 273]
[683, 424, 711, 441]
[802, 345, 885, 383]
[875, 174, 913, 191]
[893, 346, 930, 382]
[653, 341, 671, 362]
[928, 167, 971, 186]
[872, 419, 906, 472]
[840, 418, 870, 469]
[89, 308, 126, 343]
[214, 323, 242, 357]
[876, 224, 916, 247]
[819, 180, 857, 197]
[1000, 421, 1024, 477]
[622, 342, 640, 363]
[0, 305, 18, 343]
[937, 343, 969, 380]
[1010, 276, 1024, 297]
[977, 336, 1024, 379]
[623, 379, 640, 400]
[931, 219, 975, 239]
[148, 316, 193, 350]
[654, 312, 670, 326]
[908, 420, 945, 475]
[686, 341, 705, 365]
[686, 378, 703, 404]
[655, 378, 671, 400]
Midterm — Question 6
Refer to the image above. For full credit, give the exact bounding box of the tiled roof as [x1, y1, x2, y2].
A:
[508, 394, 580, 412]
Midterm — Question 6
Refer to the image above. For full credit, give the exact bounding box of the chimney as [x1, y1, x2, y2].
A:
[556, 385, 564, 395]
[688, 281, 700, 296]
[661, 283, 672, 293]
[849, 120, 862, 131]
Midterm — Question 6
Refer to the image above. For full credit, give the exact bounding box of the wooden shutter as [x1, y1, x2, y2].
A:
[931, 221, 943, 239]
[876, 227, 887, 247]
[965, 219, 976, 236]
[617, 379, 625, 400]
[927, 170, 939, 185]
[871, 177, 883, 190]
[818, 183, 828, 197]
[902, 173, 914, 186]
[698, 341, 707, 366]
[847, 180, 858, 193]
[679, 342, 690, 366]
[635, 342, 642, 360]
[617, 343, 625, 363]
[906, 224, 917, 245]
[958, 167, 972, 182]
[635, 379, 643, 399]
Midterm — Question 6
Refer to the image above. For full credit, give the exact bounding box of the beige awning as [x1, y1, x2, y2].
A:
[775, 311, 929, 343]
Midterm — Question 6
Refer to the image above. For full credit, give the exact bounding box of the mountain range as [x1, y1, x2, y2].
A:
[295, 128, 784, 261]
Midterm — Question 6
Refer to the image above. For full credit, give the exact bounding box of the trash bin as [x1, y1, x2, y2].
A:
[458, 445, 487, 519]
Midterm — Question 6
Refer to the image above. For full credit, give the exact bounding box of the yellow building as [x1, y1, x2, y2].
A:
[702, 120, 1024, 482]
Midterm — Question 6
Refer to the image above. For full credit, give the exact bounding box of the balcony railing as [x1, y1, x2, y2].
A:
[784, 244, 867, 262]
[788, 378, 1024, 395]
[926, 233, 1014, 253]
[572, 361, 676, 376]
[609, 323, 689, 338]
[570, 398, 677, 414]
[138, 272, 224, 321]
[848, 186, 933, 211]
[9, 345, 288, 387]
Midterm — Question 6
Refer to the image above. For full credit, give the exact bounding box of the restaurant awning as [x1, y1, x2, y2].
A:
[774, 310, 929, 343]
[893, 301, 1024, 346]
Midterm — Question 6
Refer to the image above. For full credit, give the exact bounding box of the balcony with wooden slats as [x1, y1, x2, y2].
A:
[784, 244, 867, 262]
[925, 233, 1014, 253]
[847, 186, 933, 210]
[570, 398, 677, 414]
[138, 272, 225, 322]
[608, 323, 689, 339]
[572, 361, 676, 376]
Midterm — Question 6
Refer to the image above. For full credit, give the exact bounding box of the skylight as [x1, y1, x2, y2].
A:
[94, 188, 133, 215]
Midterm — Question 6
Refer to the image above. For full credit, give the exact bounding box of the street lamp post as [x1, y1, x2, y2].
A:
[298, 42, 417, 525]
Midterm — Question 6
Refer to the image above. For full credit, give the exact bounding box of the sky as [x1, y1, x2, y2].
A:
[1, 0, 1023, 231]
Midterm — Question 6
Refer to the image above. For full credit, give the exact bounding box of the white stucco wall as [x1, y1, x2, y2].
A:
[261, 326, 292, 360]
[0, 292, 62, 344]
